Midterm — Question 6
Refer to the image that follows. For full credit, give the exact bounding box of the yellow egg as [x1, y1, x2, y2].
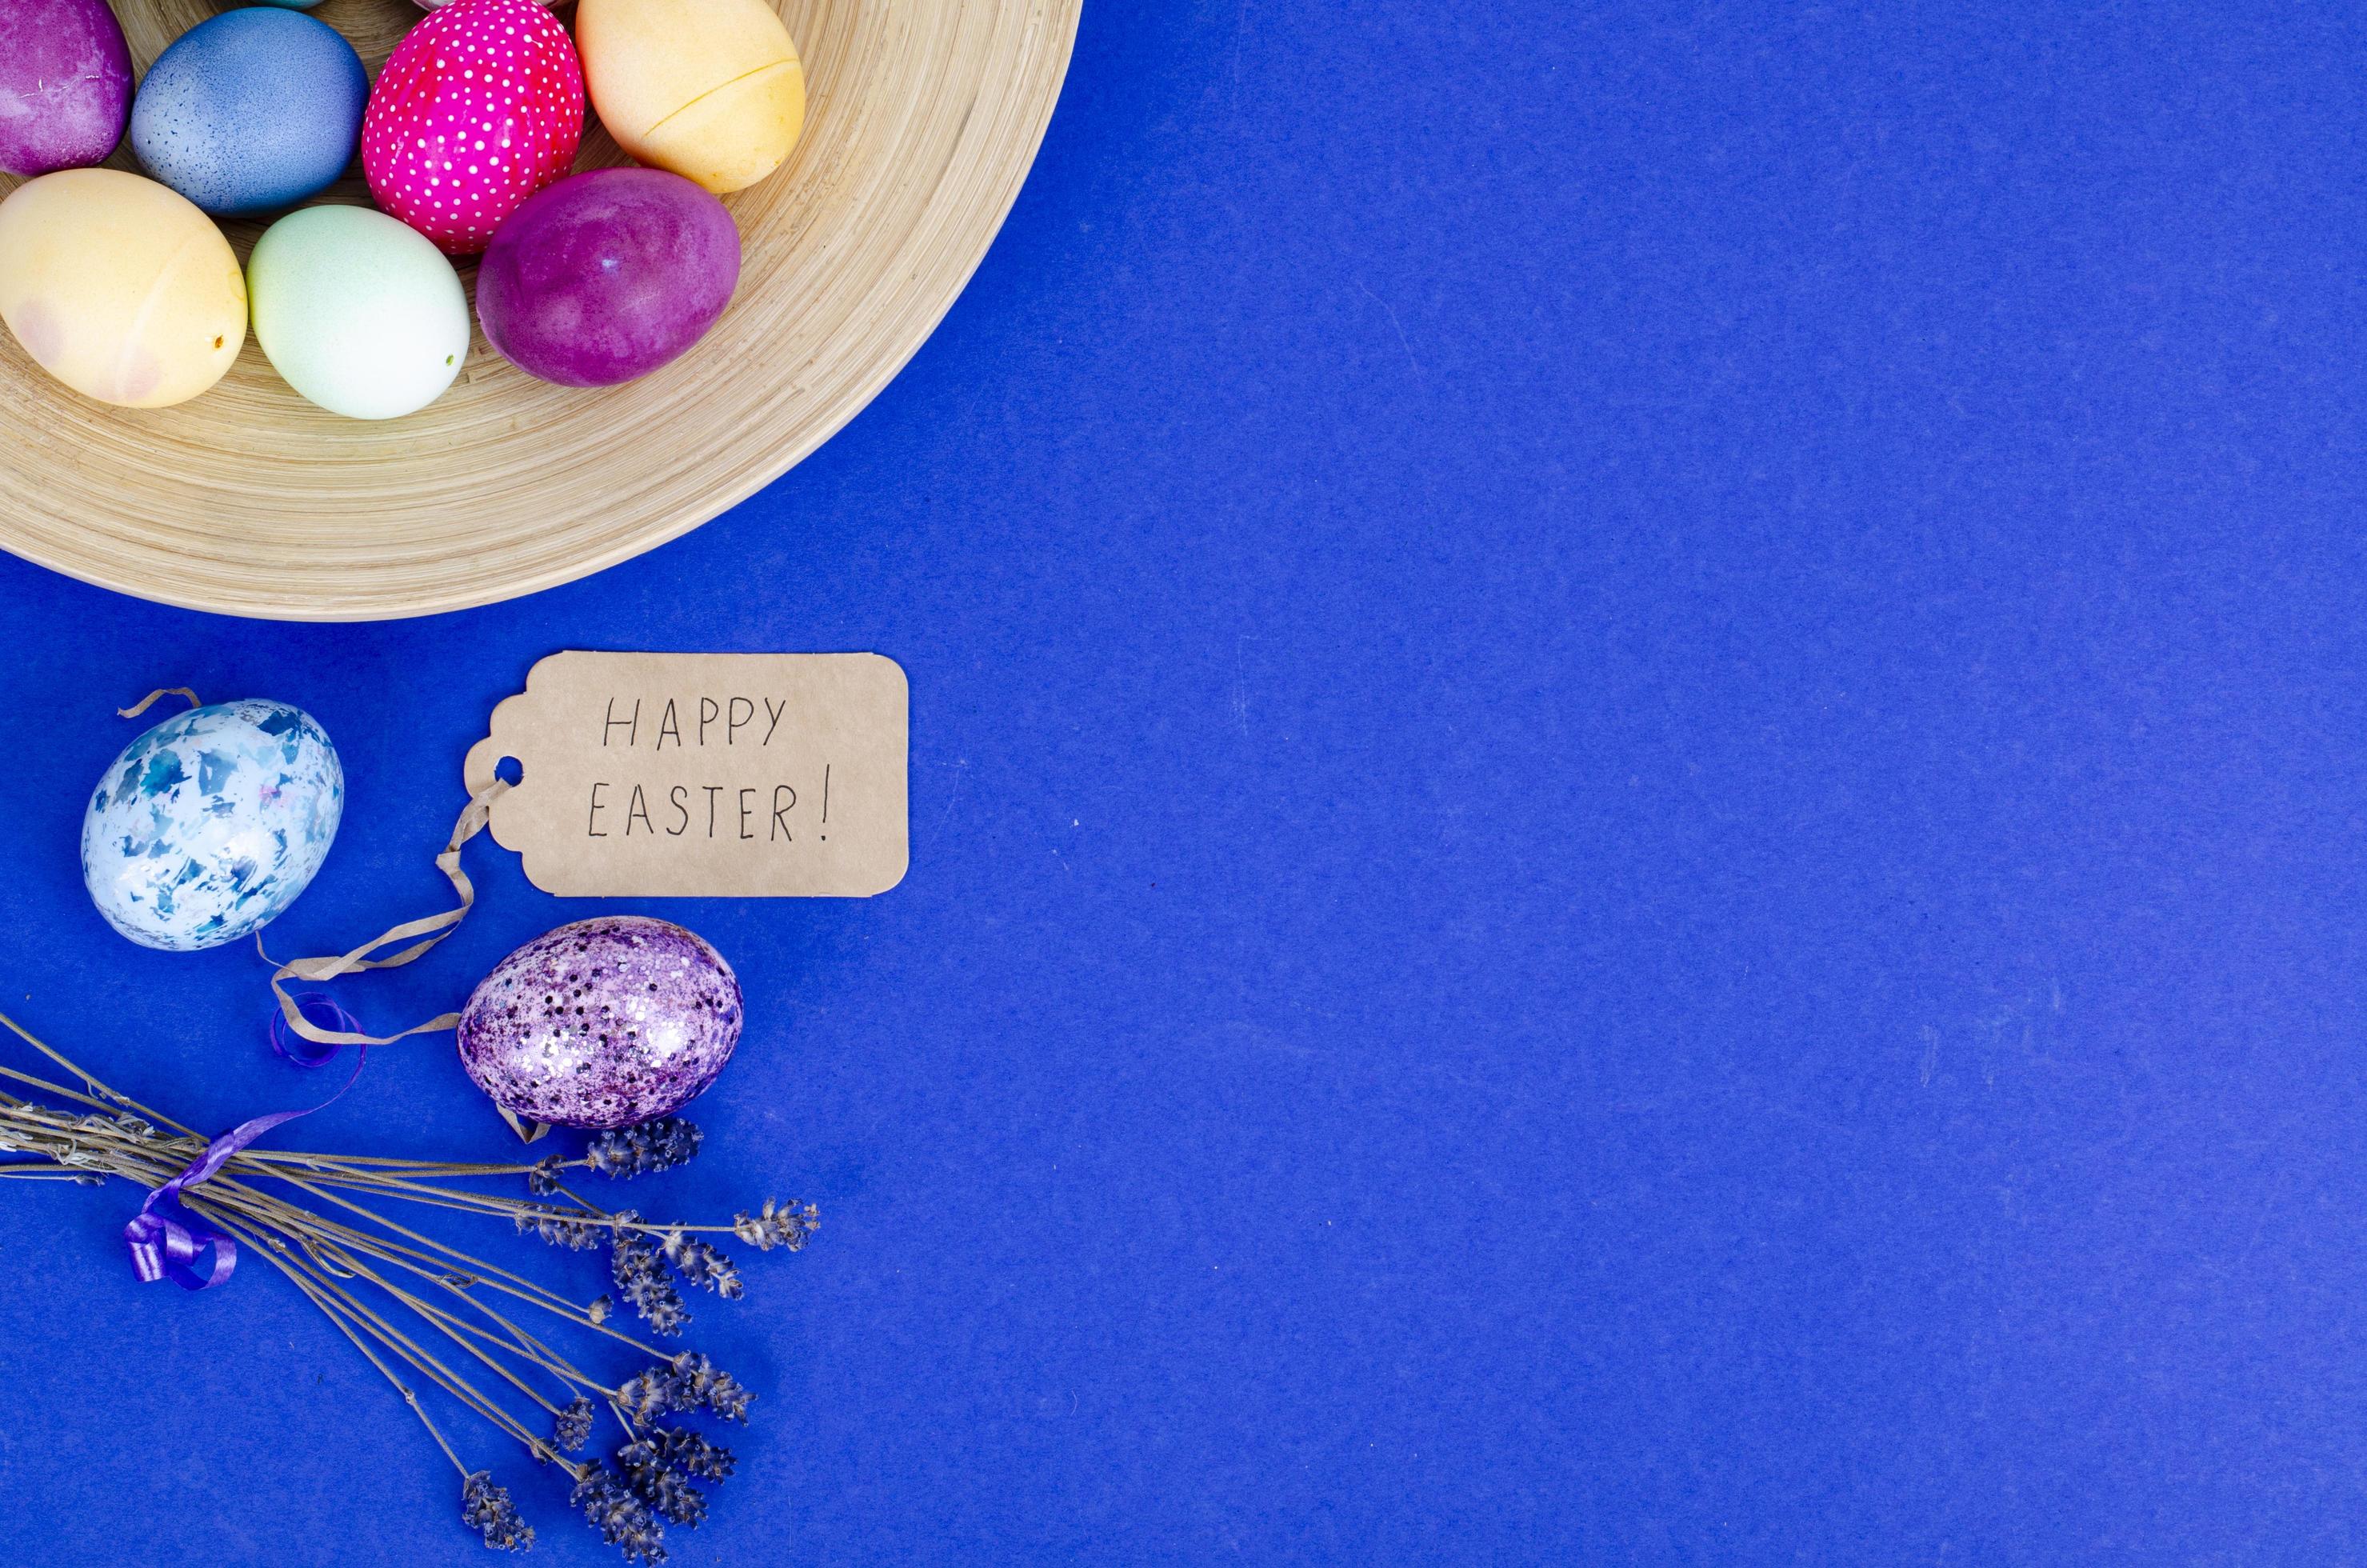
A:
[0, 169, 245, 410]
[577, 0, 806, 195]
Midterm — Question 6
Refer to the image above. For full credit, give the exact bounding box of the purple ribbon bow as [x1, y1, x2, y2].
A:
[123, 996, 365, 1291]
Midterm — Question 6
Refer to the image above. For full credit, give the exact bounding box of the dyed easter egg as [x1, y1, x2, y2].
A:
[0, 0, 131, 177]
[477, 169, 739, 386]
[456, 917, 742, 1130]
[363, 0, 585, 256]
[131, 10, 366, 215]
[82, 701, 344, 953]
[0, 170, 244, 408]
[575, 0, 805, 195]
[250, 206, 470, 419]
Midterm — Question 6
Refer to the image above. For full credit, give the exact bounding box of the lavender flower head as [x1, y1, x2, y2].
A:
[631, 1462, 710, 1527]
[617, 1366, 686, 1423]
[586, 1117, 705, 1179]
[645, 1425, 737, 1482]
[666, 1236, 743, 1299]
[517, 1206, 605, 1250]
[554, 1394, 595, 1452]
[528, 1152, 568, 1197]
[462, 1471, 534, 1552]
[671, 1353, 754, 1423]
[574, 1460, 669, 1564]
[616, 1425, 738, 1528]
[610, 1212, 690, 1335]
[733, 1199, 819, 1253]
[616, 1352, 754, 1425]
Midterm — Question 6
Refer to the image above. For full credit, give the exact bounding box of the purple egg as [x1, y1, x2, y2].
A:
[0, 0, 132, 177]
[476, 167, 741, 387]
[457, 916, 743, 1130]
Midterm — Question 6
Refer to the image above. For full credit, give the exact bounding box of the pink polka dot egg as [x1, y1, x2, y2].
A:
[362, 0, 584, 256]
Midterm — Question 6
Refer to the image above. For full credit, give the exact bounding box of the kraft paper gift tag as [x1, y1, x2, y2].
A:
[463, 650, 910, 898]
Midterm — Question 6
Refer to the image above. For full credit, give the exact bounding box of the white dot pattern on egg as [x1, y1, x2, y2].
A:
[80, 700, 345, 953]
[362, 0, 583, 255]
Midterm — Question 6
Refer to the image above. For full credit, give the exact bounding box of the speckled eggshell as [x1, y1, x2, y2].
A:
[0, 169, 246, 409]
[0, 0, 132, 177]
[131, 9, 367, 215]
[575, 0, 804, 195]
[81, 700, 344, 953]
[458, 917, 742, 1130]
[250, 205, 470, 419]
[363, 0, 585, 256]
[477, 167, 740, 386]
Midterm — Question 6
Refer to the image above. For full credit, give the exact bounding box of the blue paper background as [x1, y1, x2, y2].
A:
[2, 0, 2359, 1560]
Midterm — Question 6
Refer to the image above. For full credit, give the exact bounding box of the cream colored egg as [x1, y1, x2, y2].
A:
[0, 168, 245, 409]
[576, 0, 806, 195]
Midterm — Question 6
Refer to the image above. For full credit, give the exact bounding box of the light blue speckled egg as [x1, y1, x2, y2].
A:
[81, 700, 343, 952]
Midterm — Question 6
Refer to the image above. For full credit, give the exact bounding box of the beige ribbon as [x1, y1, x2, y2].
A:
[118, 688, 202, 718]
[266, 777, 511, 1050]
[265, 776, 550, 1143]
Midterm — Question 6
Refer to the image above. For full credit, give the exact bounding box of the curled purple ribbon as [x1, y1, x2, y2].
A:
[269, 992, 358, 1070]
[122, 995, 366, 1291]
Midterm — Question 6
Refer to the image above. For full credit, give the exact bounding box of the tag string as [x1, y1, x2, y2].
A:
[118, 687, 202, 718]
[269, 778, 511, 1048]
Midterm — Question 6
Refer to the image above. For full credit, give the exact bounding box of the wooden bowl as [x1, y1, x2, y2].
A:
[0, 0, 1078, 621]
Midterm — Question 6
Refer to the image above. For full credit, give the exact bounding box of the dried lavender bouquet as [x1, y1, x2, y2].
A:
[0, 1010, 817, 1563]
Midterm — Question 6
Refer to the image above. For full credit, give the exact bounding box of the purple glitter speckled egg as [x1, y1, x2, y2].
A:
[457, 916, 742, 1130]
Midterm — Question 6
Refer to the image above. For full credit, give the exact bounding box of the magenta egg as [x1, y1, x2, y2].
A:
[456, 916, 742, 1130]
[361, 0, 582, 255]
[476, 167, 741, 387]
[0, 0, 131, 177]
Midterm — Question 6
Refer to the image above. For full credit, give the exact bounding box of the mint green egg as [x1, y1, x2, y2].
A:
[249, 205, 469, 419]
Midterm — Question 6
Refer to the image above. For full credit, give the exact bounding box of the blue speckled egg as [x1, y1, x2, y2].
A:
[130, 10, 366, 216]
[81, 700, 344, 952]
